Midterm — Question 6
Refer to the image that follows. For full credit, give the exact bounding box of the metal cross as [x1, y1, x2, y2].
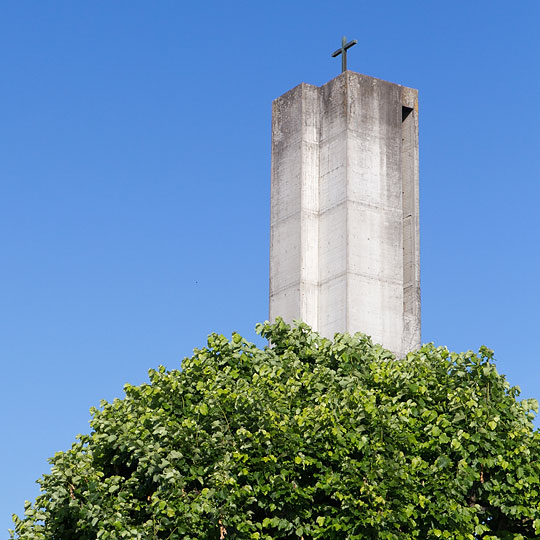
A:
[332, 36, 357, 73]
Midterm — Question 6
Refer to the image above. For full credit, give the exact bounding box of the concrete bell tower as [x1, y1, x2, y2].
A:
[269, 68, 420, 357]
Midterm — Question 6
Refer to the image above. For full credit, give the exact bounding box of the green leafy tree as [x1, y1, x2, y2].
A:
[11, 320, 540, 539]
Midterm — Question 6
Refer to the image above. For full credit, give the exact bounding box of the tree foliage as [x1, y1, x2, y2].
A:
[11, 320, 540, 539]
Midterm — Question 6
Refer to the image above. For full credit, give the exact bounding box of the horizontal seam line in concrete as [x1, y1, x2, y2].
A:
[270, 209, 318, 227]
[403, 282, 420, 288]
[318, 131, 348, 144]
[319, 128, 399, 144]
[319, 199, 402, 216]
[272, 199, 404, 227]
[273, 136, 319, 146]
[318, 270, 403, 287]
[270, 280, 318, 296]
[320, 166, 343, 176]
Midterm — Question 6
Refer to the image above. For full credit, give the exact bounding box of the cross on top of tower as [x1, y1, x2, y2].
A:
[331, 36, 357, 73]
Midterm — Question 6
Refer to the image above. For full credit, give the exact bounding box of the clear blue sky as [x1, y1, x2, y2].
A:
[2, 1, 539, 533]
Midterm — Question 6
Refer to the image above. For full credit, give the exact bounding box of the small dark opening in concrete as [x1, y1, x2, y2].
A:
[402, 106, 413, 122]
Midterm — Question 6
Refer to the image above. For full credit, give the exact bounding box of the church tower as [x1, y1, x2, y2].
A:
[269, 62, 420, 357]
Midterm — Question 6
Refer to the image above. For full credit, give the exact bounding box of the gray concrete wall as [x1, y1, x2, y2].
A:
[270, 71, 420, 357]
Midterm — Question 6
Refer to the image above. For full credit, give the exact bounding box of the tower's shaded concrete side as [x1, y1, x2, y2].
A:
[269, 71, 420, 357]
